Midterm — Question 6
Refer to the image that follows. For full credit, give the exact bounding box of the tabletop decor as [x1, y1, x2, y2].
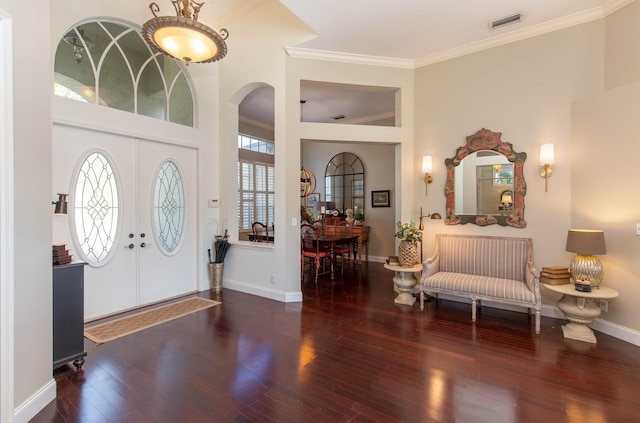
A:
[300, 205, 315, 224]
[395, 220, 422, 266]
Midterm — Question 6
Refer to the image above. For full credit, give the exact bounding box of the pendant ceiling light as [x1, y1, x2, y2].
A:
[142, 0, 229, 66]
[299, 100, 316, 197]
[63, 29, 95, 64]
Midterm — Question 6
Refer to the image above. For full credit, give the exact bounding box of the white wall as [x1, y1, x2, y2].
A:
[414, 20, 605, 280]
[571, 81, 640, 332]
[0, 0, 55, 420]
[414, 4, 640, 337]
[605, 0, 640, 90]
[215, 0, 315, 301]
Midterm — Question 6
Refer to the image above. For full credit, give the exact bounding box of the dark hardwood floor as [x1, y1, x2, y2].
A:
[32, 262, 640, 422]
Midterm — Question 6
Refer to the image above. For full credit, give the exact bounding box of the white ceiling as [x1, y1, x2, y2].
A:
[212, 0, 629, 63]
[215, 0, 632, 125]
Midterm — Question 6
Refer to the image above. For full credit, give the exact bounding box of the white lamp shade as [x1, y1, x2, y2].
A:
[422, 156, 433, 174]
[540, 143, 555, 165]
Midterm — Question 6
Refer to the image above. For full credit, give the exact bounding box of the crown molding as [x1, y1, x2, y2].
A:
[341, 111, 395, 125]
[285, 47, 414, 69]
[414, 6, 607, 68]
[287, 0, 635, 70]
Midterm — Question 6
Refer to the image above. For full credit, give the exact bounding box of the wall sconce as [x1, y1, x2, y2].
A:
[422, 156, 433, 195]
[539, 143, 554, 192]
[52, 193, 68, 215]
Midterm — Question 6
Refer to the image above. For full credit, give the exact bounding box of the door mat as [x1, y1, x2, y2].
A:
[84, 297, 221, 345]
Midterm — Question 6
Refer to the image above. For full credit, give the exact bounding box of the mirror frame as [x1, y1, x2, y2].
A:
[445, 128, 527, 228]
[324, 152, 365, 216]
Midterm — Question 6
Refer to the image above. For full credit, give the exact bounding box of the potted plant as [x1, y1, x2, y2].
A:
[395, 220, 422, 266]
[354, 210, 364, 225]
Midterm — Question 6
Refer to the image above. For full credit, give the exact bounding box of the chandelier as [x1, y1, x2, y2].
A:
[300, 166, 316, 198]
[63, 29, 94, 64]
[142, 1, 229, 66]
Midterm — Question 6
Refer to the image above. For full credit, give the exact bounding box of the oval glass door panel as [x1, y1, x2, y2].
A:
[153, 160, 185, 255]
[73, 151, 120, 265]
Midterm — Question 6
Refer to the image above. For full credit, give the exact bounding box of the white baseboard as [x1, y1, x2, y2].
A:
[434, 294, 640, 347]
[589, 317, 640, 346]
[14, 378, 56, 423]
[222, 279, 302, 303]
[223, 268, 640, 346]
[368, 255, 387, 263]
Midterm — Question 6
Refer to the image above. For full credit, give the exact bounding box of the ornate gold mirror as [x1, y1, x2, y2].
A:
[445, 128, 527, 227]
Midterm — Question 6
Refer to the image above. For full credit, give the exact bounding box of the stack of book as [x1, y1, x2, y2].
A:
[53, 244, 72, 265]
[540, 266, 571, 285]
[386, 256, 400, 266]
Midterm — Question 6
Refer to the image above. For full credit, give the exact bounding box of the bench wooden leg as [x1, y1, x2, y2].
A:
[420, 291, 424, 311]
[472, 298, 477, 321]
[535, 311, 540, 334]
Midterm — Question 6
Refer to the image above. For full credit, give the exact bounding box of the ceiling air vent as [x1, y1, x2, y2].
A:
[490, 13, 522, 31]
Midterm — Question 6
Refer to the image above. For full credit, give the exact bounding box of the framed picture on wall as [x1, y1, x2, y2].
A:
[306, 193, 320, 207]
[371, 190, 390, 207]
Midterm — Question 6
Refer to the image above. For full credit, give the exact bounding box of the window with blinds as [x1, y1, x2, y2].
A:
[238, 160, 274, 230]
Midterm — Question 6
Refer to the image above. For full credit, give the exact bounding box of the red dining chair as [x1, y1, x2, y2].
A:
[333, 221, 353, 273]
[301, 223, 331, 283]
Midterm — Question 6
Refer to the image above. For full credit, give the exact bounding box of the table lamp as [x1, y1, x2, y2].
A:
[565, 229, 606, 289]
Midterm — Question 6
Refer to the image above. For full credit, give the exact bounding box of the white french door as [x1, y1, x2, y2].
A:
[138, 140, 197, 305]
[53, 124, 198, 320]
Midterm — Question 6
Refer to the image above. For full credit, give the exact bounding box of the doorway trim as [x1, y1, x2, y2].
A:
[0, 10, 15, 423]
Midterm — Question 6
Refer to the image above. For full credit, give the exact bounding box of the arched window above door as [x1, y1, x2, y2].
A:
[54, 20, 195, 127]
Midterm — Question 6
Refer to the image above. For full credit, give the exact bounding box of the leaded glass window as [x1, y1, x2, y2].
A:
[73, 151, 120, 264]
[153, 160, 185, 254]
[54, 20, 194, 127]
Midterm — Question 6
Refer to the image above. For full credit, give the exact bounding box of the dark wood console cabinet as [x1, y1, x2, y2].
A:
[53, 261, 87, 370]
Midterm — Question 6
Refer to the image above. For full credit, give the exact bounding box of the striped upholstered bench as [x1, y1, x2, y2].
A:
[418, 234, 541, 333]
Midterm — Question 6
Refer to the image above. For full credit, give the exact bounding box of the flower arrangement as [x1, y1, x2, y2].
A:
[300, 205, 315, 223]
[395, 220, 422, 242]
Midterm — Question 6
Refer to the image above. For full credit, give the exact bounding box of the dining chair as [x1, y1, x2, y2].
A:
[333, 221, 353, 273]
[301, 223, 331, 283]
[251, 221, 269, 242]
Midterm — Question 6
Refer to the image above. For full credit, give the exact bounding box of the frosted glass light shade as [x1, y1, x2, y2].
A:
[141, 2, 229, 65]
[539, 143, 555, 165]
[422, 156, 433, 174]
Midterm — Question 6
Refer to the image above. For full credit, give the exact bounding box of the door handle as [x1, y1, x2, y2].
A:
[125, 243, 135, 249]
[140, 242, 152, 248]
